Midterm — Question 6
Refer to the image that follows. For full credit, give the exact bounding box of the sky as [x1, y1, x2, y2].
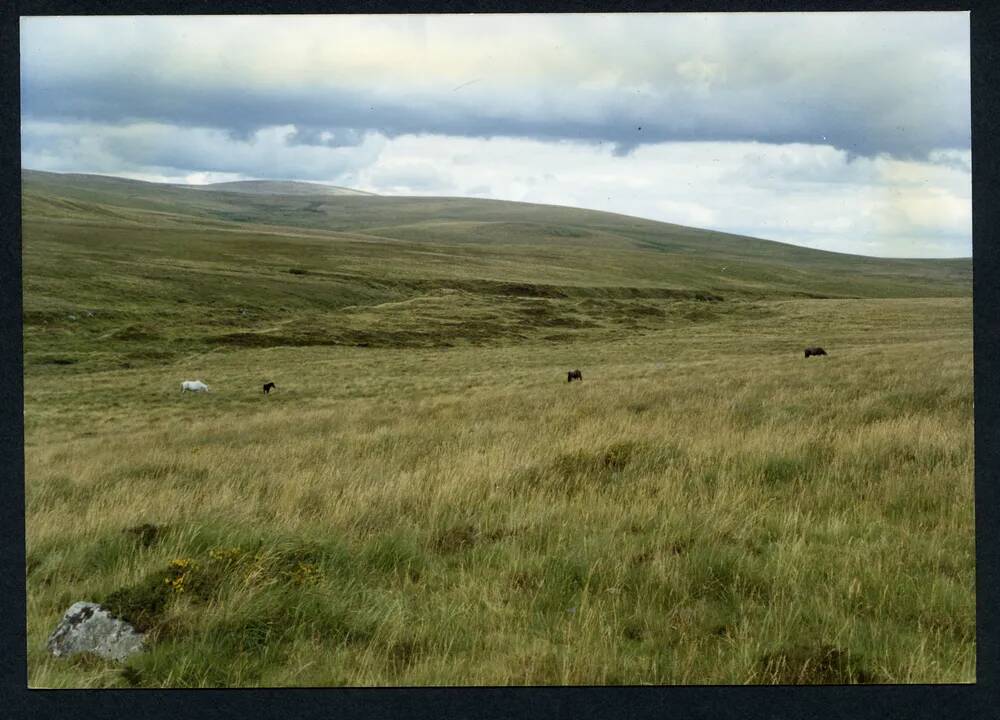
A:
[20, 13, 971, 258]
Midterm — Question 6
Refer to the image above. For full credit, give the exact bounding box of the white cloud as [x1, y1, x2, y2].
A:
[21, 120, 388, 182]
[350, 135, 970, 258]
[24, 119, 968, 258]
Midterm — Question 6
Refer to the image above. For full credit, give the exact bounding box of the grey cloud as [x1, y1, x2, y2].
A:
[284, 126, 367, 148]
[226, 128, 258, 143]
[21, 121, 387, 182]
[20, 14, 969, 160]
[928, 149, 973, 174]
[21, 73, 968, 160]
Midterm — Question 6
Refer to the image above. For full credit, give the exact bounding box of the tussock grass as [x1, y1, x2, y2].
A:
[25, 299, 973, 686]
[22, 172, 973, 686]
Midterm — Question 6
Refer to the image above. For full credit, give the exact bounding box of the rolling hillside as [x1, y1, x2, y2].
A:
[21, 169, 973, 686]
[23, 170, 970, 289]
[20, 169, 971, 374]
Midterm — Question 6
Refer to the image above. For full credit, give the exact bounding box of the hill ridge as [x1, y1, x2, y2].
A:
[21, 168, 971, 303]
[183, 179, 378, 197]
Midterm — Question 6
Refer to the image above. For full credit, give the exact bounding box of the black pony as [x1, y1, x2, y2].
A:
[263, 382, 277, 394]
[567, 369, 583, 383]
[804, 347, 827, 358]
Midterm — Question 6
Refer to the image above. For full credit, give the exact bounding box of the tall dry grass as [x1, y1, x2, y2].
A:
[25, 298, 973, 686]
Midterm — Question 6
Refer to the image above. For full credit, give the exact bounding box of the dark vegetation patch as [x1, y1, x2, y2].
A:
[688, 554, 740, 600]
[213, 614, 279, 653]
[710, 623, 733, 639]
[623, 620, 646, 642]
[630, 550, 654, 566]
[99, 539, 335, 638]
[386, 637, 430, 675]
[120, 665, 143, 687]
[127, 633, 282, 687]
[125, 348, 175, 362]
[550, 441, 635, 478]
[510, 569, 543, 592]
[532, 555, 596, 612]
[482, 525, 521, 543]
[23, 309, 76, 325]
[432, 524, 480, 554]
[206, 328, 442, 349]
[543, 225, 588, 238]
[686, 548, 770, 603]
[730, 397, 769, 429]
[752, 441, 834, 485]
[103, 556, 227, 633]
[682, 306, 720, 322]
[102, 569, 175, 633]
[66, 651, 110, 671]
[36, 356, 78, 366]
[120, 583, 378, 686]
[757, 454, 812, 485]
[757, 644, 880, 684]
[627, 303, 666, 318]
[287, 268, 309, 275]
[109, 324, 162, 341]
[124, 523, 165, 549]
[208, 313, 550, 349]
[113, 461, 210, 485]
[508, 440, 683, 496]
[362, 530, 424, 579]
[668, 540, 692, 556]
[516, 302, 599, 328]
[410, 278, 724, 301]
[883, 387, 949, 414]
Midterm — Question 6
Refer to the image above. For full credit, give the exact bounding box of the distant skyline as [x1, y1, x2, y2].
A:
[21, 13, 971, 258]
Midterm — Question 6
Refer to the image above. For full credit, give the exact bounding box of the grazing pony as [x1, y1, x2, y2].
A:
[263, 382, 276, 394]
[804, 347, 828, 358]
[567, 369, 583, 383]
[181, 380, 209, 393]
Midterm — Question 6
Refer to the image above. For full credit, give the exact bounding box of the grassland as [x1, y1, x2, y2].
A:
[22, 171, 974, 686]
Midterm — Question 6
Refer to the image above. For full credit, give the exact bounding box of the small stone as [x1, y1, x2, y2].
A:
[47, 601, 145, 662]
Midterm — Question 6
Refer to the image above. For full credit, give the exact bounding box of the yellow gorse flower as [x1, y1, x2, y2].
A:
[286, 561, 322, 586]
[164, 557, 196, 594]
[208, 547, 242, 563]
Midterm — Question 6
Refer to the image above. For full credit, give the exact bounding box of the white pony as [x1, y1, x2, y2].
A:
[180, 380, 209, 393]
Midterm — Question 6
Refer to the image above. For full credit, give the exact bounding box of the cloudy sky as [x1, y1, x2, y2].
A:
[21, 13, 970, 258]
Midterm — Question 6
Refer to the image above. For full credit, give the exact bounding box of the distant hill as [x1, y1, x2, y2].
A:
[21, 168, 971, 304]
[183, 179, 377, 197]
[19, 167, 972, 368]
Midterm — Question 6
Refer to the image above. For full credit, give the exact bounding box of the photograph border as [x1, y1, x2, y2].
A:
[2, 0, 997, 717]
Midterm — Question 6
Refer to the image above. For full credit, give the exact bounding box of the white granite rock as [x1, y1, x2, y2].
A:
[47, 601, 145, 662]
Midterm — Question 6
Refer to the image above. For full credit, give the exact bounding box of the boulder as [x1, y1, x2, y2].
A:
[47, 601, 145, 662]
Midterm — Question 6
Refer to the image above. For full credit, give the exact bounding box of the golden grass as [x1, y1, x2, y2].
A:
[25, 298, 973, 686]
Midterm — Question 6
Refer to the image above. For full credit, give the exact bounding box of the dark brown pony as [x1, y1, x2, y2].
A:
[567, 369, 583, 382]
[263, 382, 276, 394]
[804, 347, 827, 358]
